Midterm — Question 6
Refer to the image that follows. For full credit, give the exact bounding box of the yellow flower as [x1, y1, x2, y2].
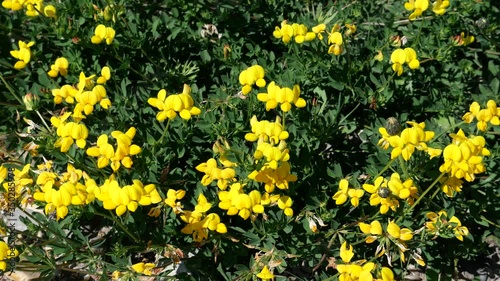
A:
[148, 85, 201, 121]
[387, 220, 413, 241]
[44, 4, 57, 18]
[273, 20, 294, 44]
[277, 195, 293, 216]
[0, 241, 18, 271]
[10, 40, 35, 70]
[91, 24, 116, 45]
[1, 0, 23, 11]
[48, 57, 69, 78]
[462, 100, 500, 131]
[432, 0, 449, 15]
[256, 265, 274, 280]
[25, 0, 43, 17]
[131, 262, 155, 276]
[328, 31, 343, 55]
[404, 0, 429, 20]
[97, 66, 111, 84]
[239, 65, 266, 94]
[340, 241, 354, 263]
[358, 220, 383, 243]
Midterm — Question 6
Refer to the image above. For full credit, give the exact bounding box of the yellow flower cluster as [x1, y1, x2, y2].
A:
[74, 71, 112, 116]
[332, 179, 364, 207]
[257, 81, 306, 112]
[362, 173, 417, 214]
[239, 64, 266, 95]
[272, 20, 317, 44]
[389, 48, 420, 76]
[34, 164, 96, 220]
[86, 127, 142, 171]
[91, 24, 116, 45]
[462, 100, 500, 132]
[404, 0, 449, 20]
[48, 57, 69, 77]
[195, 158, 236, 190]
[218, 183, 271, 220]
[337, 241, 396, 281]
[163, 189, 186, 214]
[439, 129, 489, 182]
[0, 164, 33, 210]
[0, 241, 18, 272]
[148, 84, 201, 121]
[94, 178, 162, 216]
[2, 0, 56, 17]
[50, 112, 89, 152]
[245, 115, 289, 143]
[9, 40, 34, 70]
[425, 210, 469, 241]
[378, 121, 441, 161]
[180, 194, 227, 242]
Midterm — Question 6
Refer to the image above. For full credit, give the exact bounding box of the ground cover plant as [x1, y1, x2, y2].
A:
[0, 0, 499, 280]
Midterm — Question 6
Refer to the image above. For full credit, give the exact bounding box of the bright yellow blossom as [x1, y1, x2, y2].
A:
[10, 40, 35, 70]
[91, 24, 116, 45]
[48, 57, 69, 78]
[404, 0, 429, 20]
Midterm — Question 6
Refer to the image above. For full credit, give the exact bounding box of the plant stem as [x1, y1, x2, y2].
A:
[94, 211, 141, 243]
[398, 172, 445, 223]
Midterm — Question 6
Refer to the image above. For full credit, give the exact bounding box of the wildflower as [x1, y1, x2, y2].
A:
[340, 241, 354, 263]
[432, 0, 449, 15]
[387, 220, 413, 241]
[239, 65, 266, 95]
[257, 82, 306, 112]
[390, 47, 420, 76]
[278, 195, 293, 216]
[463, 100, 500, 132]
[180, 194, 227, 241]
[332, 179, 365, 207]
[426, 211, 469, 241]
[10, 40, 35, 70]
[256, 265, 274, 280]
[50, 112, 89, 152]
[1, 0, 23, 11]
[148, 85, 202, 121]
[91, 24, 116, 45]
[196, 158, 236, 190]
[0, 241, 18, 271]
[345, 23, 356, 36]
[439, 129, 489, 182]
[377, 267, 396, 281]
[248, 162, 297, 193]
[440, 176, 463, 197]
[312, 23, 326, 40]
[291, 23, 315, 43]
[404, 0, 429, 20]
[273, 20, 294, 44]
[48, 57, 69, 77]
[453, 32, 475, 46]
[245, 115, 289, 143]
[362, 176, 399, 214]
[44, 5, 57, 18]
[25, 0, 43, 17]
[165, 189, 185, 214]
[387, 121, 436, 161]
[328, 31, 343, 55]
[97, 66, 111, 84]
[131, 262, 155, 276]
[358, 220, 383, 243]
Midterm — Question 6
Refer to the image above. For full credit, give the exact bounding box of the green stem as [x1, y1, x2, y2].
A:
[154, 118, 171, 151]
[373, 157, 397, 180]
[398, 156, 409, 179]
[0, 74, 23, 105]
[94, 211, 141, 243]
[398, 172, 445, 223]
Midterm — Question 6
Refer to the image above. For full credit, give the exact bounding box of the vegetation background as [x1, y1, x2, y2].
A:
[0, 0, 499, 280]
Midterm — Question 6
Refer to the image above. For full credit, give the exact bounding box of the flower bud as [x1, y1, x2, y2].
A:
[23, 93, 39, 111]
[374, 50, 384, 62]
[390, 35, 401, 47]
[385, 117, 401, 136]
[44, 5, 57, 18]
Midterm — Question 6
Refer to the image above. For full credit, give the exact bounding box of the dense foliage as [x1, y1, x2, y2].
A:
[1, 0, 499, 280]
